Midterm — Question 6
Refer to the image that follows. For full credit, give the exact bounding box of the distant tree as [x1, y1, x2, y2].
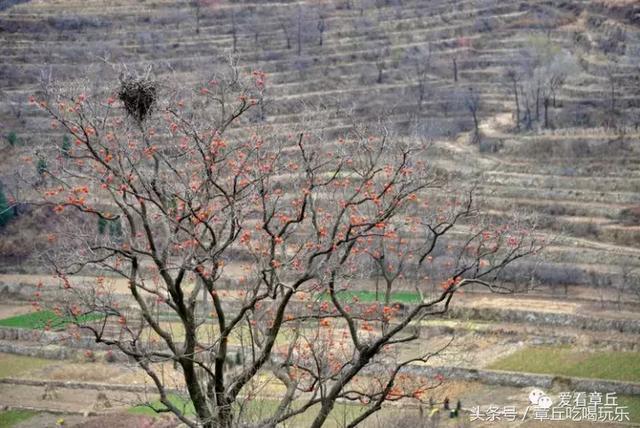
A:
[604, 60, 621, 129]
[317, 15, 326, 46]
[452, 36, 472, 83]
[417, 44, 433, 111]
[364, 37, 391, 84]
[540, 51, 575, 129]
[246, 13, 262, 47]
[616, 265, 639, 309]
[230, 9, 238, 53]
[508, 36, 576, 130]
[279, 15, 292, 50]
[278, 5, 313, 55]
[453, 57, 458, 83]
[296, 5, 303, 56]
[504, 69, 522, 131]
[191, 0, 203, 34]
[190, 0, 220, 35]
[465, 87, 481, 145]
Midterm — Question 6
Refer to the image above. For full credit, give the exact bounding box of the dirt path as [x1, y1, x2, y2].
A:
[0, 303, 31, 319]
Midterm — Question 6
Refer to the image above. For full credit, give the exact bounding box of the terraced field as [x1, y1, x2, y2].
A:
[1, 0, 639, 296]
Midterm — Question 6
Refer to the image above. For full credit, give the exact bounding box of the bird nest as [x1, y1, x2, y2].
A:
[118, 76, 157, 123]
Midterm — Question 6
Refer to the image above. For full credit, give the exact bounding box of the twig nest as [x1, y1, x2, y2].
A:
[118, 76, 157, 123]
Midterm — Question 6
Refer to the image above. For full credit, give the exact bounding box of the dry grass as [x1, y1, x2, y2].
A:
[0, 353, 54, 378]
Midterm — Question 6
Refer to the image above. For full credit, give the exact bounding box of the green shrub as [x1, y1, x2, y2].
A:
[61, 135, 71, 157]
[98, 217, 107, 234]
[36, 158, 47, 175]
[0, 188, 14, 227]
[6, 131, 18, 146]
[108, 218, 123, 239]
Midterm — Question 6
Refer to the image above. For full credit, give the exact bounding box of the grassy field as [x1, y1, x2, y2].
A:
[318, 290, 421, 304]
[0, 410, 36, 427]
[0, 353, 54, 378]
[0, 310, 101, 330]
[130, 394, 195, 418]
[488, 346, 640, 382]
[619, 396, 640, 424]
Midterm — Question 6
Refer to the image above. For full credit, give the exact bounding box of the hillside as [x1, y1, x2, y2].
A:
[1, 0, 639, 298]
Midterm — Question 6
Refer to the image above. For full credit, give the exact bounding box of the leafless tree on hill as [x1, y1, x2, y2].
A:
[507, 37, 576, 130]
[364, 36, 391, 85]
[415, 44, 433, 112]
[604, 60, 621, 129]
[504, 68, 522, 131]
[465, 87, 481, 145]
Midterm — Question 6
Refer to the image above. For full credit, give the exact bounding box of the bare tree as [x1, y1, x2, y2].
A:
[365, 38, 391, 84]
[317, 14, 326, 47]
[231, 9, 238, 53]
[505, 69, 522, 131]
[452, 36, 472, 83]
[28, 60, 538, 428]
[510, 36, 576, 130]
[280, 4, 312, 56]
[465, 87, 481, 145]
[296, 5, 303, 56]
[616, 264, 639, 309]
[416, 45, 433, 112]
[279, 15, 292, 50]
[246, 12, 262, 48]
[190, 0, 219, 35]
[605, 60, 621, 129]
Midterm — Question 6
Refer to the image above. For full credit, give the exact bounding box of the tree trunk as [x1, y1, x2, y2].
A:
[232, 14, 237, 53]
[281, 25, 291, 49]
[543, 97, 550, 129]
[610, 79, 616, 125]
[535, 86, 540, 122]
[513, 81, 520, 130]
[182, 358, 215, 427]
[232, 31, 237, 53]
[472, 112, 480, 144]
[452, 58, 458, 82]
[384, 278, 392, 306]
[297, 12, 302, 56]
